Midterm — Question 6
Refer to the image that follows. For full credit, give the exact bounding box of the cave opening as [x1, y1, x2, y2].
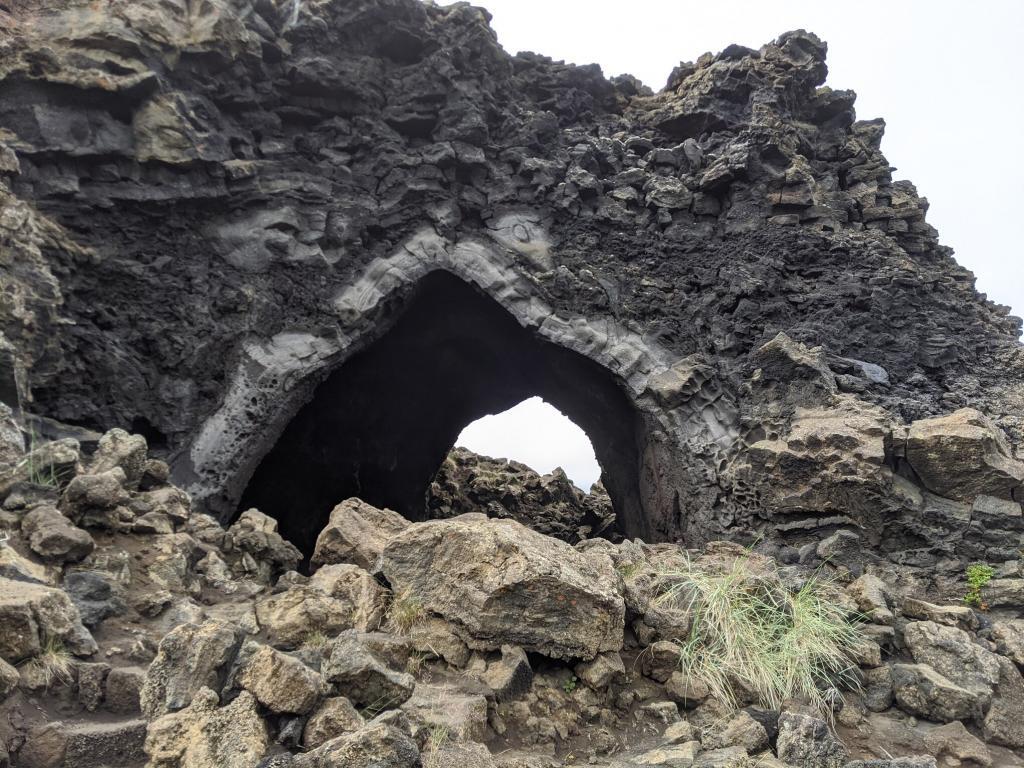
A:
[238, 270, 648, 556]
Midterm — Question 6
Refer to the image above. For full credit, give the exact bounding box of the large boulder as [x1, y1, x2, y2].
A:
[255, 564, 387, 649]
[903, 621, 1001, 706]
[294, 721, 419, 768]
[321, 632, 415, 710]
[0, 576, 96, 662]
[303, 696, 364, 749]
[232, 640, 324, 715]
[891, 663, 983, 722]
[905, 409, 1024, 501]
[140, 620, 244, 719]
[982, 656, 1024, 748]
[144, 687, 268, 768]
[400, 682, 489, 741]
[379, 514, 624, 660]
[21, 504, 94, 562]
[311, 498, 409, 571]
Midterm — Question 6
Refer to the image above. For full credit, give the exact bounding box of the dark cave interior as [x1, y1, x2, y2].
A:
[238, 270, 648, 556]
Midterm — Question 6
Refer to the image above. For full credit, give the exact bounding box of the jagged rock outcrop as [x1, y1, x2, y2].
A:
[427, 446, 615, 541]
[0, 0, 1020, 571]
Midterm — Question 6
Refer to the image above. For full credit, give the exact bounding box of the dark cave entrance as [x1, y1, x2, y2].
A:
[238, 270, 647, 556]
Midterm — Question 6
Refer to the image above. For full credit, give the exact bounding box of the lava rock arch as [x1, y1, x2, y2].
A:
[239, 270, 646, 554]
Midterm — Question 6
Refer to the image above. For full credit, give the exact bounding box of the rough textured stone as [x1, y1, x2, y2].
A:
[400, 682, 489, 741]
[923, 721, 991, 768]
[903, 621, 1001, 704]
[311, 498, 409, 572]
[140, 620, 244, 719]
[891, 663, 982, 722]
[295, 722, 419, 768]
[21, 504, 94, 562]
[321, 632, 415, 710]
[0, 576, 96, 662]
[233, 641, 324, 715]
[380, 515, 624, 660]
[906, 409, 1024, 501]
[255, 564, 387, 649]
[303, 697, 364, 750]
[981, 655, 1024, 748]
[144, 688, 268, 768]
[427, 447, 615, 542]
[991, 619, 1024, 667]
[3, 3, 1021, 574]
[775, 712, 847, 768]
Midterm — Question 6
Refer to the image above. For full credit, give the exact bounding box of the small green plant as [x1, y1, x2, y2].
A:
[964, 563, 995, 608]
[300, 629, 329, 651]
[20, 636, 74, 689]
[562, 674, 578, 695]
[655, 551, 860, 719]
[386, 588, 425, 635]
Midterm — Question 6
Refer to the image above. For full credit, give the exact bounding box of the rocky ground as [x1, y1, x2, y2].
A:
[0, 426, 1021, 768]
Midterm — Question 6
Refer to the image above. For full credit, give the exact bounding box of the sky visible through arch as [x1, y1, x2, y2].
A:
[452, 0, 1023, 485]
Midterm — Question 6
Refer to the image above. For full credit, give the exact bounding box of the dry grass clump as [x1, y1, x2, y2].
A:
[21, 636, 74, 689]
[655, 550, 860, 718]
[386, 588, 425, 635]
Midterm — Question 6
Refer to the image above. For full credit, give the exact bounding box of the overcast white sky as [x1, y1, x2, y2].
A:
[454, 0, 1024, 490]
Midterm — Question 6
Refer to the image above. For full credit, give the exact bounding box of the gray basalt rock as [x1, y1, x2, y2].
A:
[891, 663, 982, 723]
[321, 632, 415, 710]
[311, 498, 409, 572]
[21, 504, 94, 563]
[379, 514, 624, 660]
[139, 619, 244, 719]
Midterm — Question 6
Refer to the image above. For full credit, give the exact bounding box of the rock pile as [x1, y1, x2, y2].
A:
[0, 428, 1020, 766]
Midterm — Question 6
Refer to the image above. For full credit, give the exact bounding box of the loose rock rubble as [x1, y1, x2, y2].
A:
[0, 429, 1017, 767]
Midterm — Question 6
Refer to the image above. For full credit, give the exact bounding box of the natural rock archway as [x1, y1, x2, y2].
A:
[238, 269, 650, 554]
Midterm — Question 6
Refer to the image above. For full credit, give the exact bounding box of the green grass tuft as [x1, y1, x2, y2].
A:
[655, 551, 860, 718]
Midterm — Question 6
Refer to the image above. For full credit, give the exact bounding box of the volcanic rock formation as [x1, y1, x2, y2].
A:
[2, 0, 1022, 568]
[1, 0, 1024, 766]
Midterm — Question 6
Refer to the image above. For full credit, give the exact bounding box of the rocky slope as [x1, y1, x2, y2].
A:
[0, 429, 1021, 767]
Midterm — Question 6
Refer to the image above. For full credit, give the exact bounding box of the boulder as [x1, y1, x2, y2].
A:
[222, 509, 302, 581]
[311, 498, 409, 571]
[19, 719, 147, 768]
[21, 504, 94, 562]
[775, 712, 847, 767]
[63, 571, 127, 627]
[89, 428, 148, 489]
[60, 468, 132, 529]
[420, 741, 497, 768]
[144, 687, 268, 768]
[922, 721, 991, 767]
[140, 620, 244, 719]
[991, 619, 1024, 666]
[905, 409, 1024, 501]
[847, 574, 893, 625]
[232, 640, 324, 715]
[0, 576, 96, 662]
[903, 621, 1000, 704]
[379, 514, 624, 660]
[255, 564, 387, 649]
[705, 710, 768, 753]
[900, 597, 977, 631]
[400, 681, 489, 741]
[982, 655, 1024, 748]
[0, 657, 18, 700]
[480, 645, 533, 701]
[891, 663, 982, 722]
[303, 696, 364, 749]
[295, 721, 419, 768]
[321, 632, 415, 710]
[575, 651, 626, 690]
[105, 666, 146, 715]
